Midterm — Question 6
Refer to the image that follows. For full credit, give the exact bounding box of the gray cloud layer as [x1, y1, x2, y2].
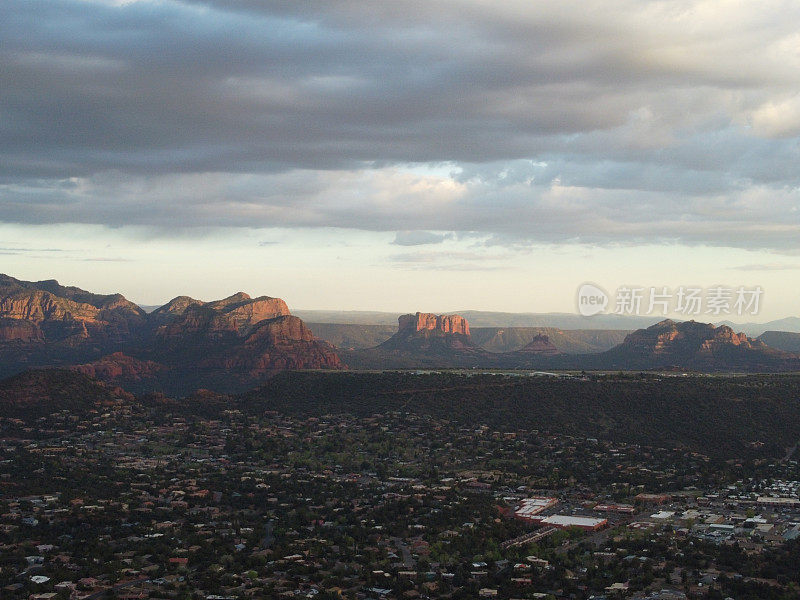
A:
[1, 0, 799, 249]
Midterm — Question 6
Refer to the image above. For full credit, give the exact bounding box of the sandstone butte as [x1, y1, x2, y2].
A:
[397, 312, 471, 336]
[517, 333, 560, 355]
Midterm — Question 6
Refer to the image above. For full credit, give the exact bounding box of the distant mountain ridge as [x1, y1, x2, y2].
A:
[345, 315, 799, 372]
[1, 274, 798, 396]
[309, 323, 630, 353]
[470, 327, 629, 354]
[295, 308, 800, 335]
[294, 309, 665, 329]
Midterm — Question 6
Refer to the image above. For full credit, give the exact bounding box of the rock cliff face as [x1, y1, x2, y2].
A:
[0, 274, 344, 393]
[377, 312, 482, 358]
[0, 318, 44, 343]
[216, 315, 342, 372]
[156, 292, 290, 343]
[397, 312, 470, 336]
[0, 274, 146, 344]
[147, 291, 343, 388]
[621, 320, 761, 355]
[598, 319, 796, 371]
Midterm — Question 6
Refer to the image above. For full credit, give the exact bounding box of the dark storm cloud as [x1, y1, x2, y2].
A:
[1, 0, 800, 249]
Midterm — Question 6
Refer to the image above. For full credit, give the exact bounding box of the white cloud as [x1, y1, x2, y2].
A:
[1, 0, 800, 253]
[751, 94, 800, 138]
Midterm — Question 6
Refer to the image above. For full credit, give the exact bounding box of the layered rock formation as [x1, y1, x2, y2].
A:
[380, 312, 479, 353]
[151, 293, 342, 374]
[620, 320, 761, 355]
[0, 274, 146, 344]
[397, 313, 470, 336]
[0, 274, 344, 393]
[0, 317, 44, 343]
[337, 312, 492, 369]
[156, 292, 290, 345]
[149, 295, 345, 391]
[596, 319, 798, 371]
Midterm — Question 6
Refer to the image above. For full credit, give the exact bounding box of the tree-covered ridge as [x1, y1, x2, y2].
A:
[0, 369, 127, 420]
[243, 371, 800, 460]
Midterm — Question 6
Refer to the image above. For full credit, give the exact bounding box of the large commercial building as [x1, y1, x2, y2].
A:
[537, 515, 608, 531]
[513, 497, 558, 521]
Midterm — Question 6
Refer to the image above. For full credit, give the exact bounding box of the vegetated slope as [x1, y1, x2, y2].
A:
[307, 323, 397, 349]
[0, 369, 127, 420]
[470, 327, 629, 353]
[310, 324, 629, 353]
[240, 371, 800, 460]
[759, 331, 800, 354]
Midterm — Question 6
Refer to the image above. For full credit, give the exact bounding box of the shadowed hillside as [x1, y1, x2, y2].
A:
[241, 371, 800, 460]
[759, 331, 800, 354]
[0, 369, 130, 421]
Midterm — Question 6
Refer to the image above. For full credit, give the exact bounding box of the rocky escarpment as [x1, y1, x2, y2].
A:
[380, 312, 478, 353]
[621, 320, 761, 355]
[148, 292, 343, 388]
[214, 315, 343, 372]
[597, 319, 797, 371]
[0, 274, 344, 393]
[0, 317, 44, 343]
[397, 312, 470, 336]
[156, 292, 290, 343]
[0, 274, 146, 344]
[336, 312, 491, 371]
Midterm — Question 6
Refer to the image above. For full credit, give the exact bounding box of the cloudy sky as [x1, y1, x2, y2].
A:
[2, 0, 799, 318]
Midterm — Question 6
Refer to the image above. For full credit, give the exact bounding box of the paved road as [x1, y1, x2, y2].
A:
[390, 536, 415, 568]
